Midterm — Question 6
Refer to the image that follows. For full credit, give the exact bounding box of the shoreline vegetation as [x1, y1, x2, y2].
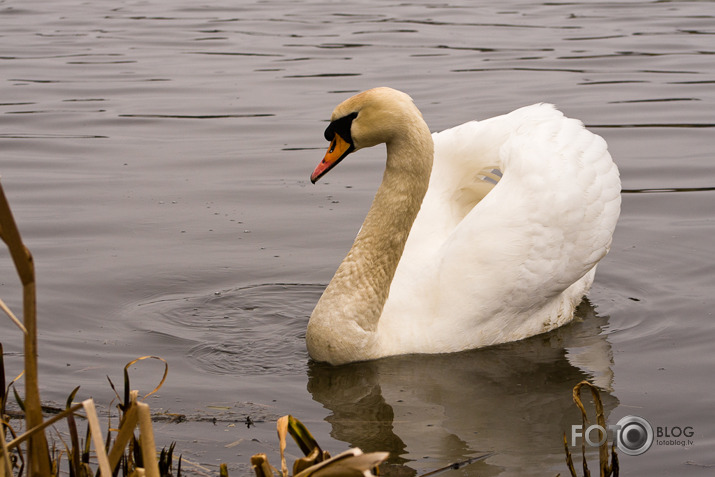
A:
[1, 179, 617, 476]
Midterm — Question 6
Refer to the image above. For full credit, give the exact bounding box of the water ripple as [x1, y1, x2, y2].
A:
[136, 283, 322, 376]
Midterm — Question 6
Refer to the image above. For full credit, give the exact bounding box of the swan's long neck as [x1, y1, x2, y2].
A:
[340, 135, 433, 328]
[307, 118, 433, 364]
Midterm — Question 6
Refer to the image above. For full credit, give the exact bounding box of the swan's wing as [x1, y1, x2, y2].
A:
[434, 104, 621, 329]
[382, 104, 621, 352]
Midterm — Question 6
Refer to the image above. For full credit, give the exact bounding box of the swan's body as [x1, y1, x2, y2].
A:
[307, 88, 621, 365]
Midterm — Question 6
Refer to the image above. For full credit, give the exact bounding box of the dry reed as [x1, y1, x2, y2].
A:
[562, 380, 619, 477]
[1, 180, 176, 476]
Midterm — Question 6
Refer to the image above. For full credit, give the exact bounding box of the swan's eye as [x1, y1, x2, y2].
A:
[328, 138, 337, 154]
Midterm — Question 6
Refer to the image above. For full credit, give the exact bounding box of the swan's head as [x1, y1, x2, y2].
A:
[310, 87, 424, 183]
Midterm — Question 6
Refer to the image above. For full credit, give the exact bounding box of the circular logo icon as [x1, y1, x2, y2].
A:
[616, 415, 654, 456]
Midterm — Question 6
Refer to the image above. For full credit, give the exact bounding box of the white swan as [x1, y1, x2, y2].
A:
[307, 87, 621, 365]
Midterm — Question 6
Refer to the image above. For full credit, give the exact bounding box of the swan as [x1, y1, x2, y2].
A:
[306, 87, 621, 365]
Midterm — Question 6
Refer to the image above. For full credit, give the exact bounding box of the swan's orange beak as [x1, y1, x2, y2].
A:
[311, 133, 353, 184]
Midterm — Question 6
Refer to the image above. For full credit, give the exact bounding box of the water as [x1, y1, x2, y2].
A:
[1, 0, 714, 475]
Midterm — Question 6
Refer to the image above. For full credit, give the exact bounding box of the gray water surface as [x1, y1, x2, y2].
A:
[2, 1, 714, 475]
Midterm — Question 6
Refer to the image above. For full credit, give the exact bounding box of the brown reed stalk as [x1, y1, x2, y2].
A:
[0, 180, 51, 475]
[565, 380, 619, 477]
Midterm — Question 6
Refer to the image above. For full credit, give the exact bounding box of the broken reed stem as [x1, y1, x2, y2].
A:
[0, 180, 51, 475]
[82, 399, 113, 477]
[23, 279, 50, 476]
[137, 401, 160, 477]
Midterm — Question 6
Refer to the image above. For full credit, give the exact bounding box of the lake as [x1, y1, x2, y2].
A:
[1, 0, 714, 475]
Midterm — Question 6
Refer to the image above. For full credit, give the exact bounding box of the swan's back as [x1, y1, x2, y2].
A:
[378, 104, 621, 355]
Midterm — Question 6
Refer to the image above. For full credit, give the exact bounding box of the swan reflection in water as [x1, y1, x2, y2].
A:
[306, 300, 618, 477]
